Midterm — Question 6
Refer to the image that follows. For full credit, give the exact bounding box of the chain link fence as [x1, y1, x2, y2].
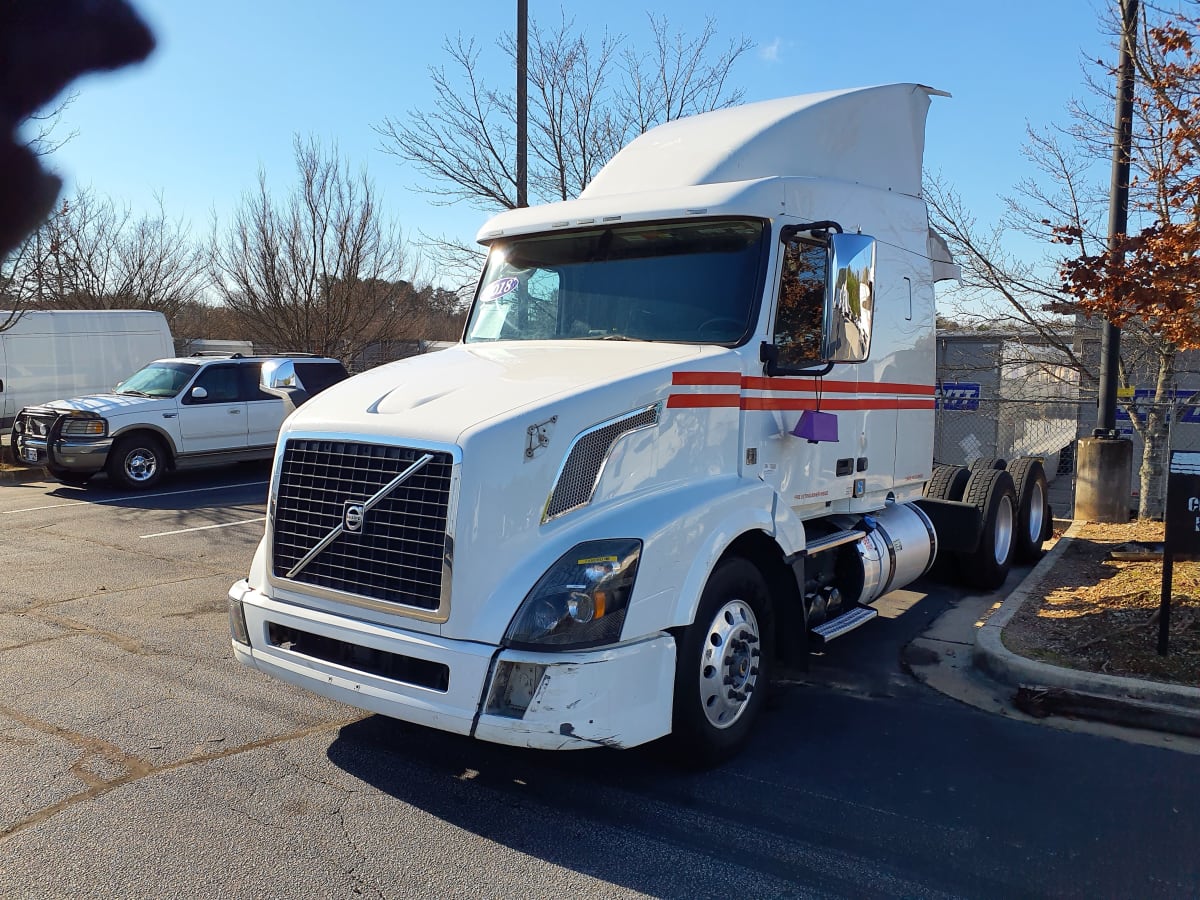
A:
[932, 395, 1200, 518]
[934, 396, 1084, 480]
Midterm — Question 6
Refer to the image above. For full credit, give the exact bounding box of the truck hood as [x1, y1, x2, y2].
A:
[276, 340, 744, 643]
[40, 393, 176, 417]
[291, 341, 704, 443]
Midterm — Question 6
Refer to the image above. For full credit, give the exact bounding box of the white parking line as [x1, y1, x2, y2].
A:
[141, 517, 267, 539]
[3, 481, 269, 515]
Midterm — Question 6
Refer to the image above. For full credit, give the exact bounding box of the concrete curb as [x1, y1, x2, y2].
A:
[0, 465, 48, 484]
[974, 521, 1200, 723]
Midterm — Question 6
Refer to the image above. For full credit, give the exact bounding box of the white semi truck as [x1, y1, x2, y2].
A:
[227, 84, 1049, 763]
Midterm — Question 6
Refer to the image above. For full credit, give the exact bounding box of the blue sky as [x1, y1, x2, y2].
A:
[39, 0, 1113, 283]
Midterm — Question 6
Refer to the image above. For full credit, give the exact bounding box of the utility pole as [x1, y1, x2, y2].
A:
[516, 0, 528, 209]
[1076, 0, 1138, 523]
[1096, 0, 1139, 435]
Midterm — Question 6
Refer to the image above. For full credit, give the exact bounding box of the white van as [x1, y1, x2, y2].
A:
[0, 310, 174, 432]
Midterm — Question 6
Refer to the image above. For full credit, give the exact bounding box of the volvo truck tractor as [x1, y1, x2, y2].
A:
[227, 84, 1050, 764]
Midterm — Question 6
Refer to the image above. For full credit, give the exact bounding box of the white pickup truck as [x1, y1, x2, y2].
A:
[12, 353, 347, 488]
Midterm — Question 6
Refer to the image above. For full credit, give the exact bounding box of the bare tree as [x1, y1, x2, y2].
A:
[0, 188, 206, 335]
[0, 91, 82, 333]
[929, 0, 1200, 518]
[375, 12, 750, 290]
[209, 137, 419, 362]
[23, 92, 79, 159]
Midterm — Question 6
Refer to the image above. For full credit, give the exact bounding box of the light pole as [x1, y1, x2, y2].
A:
[516, 0, 528, 209]
[1076, 0, 1138, 523]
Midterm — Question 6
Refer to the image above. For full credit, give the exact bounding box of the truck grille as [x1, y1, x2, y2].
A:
[271, 439, 454, 611]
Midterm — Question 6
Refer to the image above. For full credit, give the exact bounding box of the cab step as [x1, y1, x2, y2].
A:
[810, 605, 878, 645]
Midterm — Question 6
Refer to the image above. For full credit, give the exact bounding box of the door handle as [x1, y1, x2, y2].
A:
[229, 408, 241, 414]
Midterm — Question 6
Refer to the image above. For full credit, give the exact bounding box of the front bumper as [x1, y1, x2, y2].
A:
[13, 408, 111, 472]
[16, 434, 112, 471]
[229, 580, 677, 750]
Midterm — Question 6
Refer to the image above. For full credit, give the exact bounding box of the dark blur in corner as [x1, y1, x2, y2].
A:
[0, 0, 155, 258]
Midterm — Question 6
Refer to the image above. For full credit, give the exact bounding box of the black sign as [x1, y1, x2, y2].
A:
[1158, 450, 1200, 656]
[1164, 451, 1200, 561]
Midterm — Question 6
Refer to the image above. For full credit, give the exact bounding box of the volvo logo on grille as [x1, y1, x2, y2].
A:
[343, 502, 366, 533]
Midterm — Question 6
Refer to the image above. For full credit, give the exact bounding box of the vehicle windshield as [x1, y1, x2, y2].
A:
[115, 362, 200, 397]
[464, 218, 767, 344]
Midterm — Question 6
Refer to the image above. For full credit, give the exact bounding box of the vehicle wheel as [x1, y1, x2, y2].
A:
[106, 434, 166, 490]
[968, 456, 1007, 473]
[671, 557, 774, 767]
[1007, 457, 1049, 563]
[956, 468, 1017, 590]
[924, 463, 970, 501]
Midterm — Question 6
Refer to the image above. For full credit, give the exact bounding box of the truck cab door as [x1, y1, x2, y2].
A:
[177, 364, 248, 454]
[751, 231, 877, 514]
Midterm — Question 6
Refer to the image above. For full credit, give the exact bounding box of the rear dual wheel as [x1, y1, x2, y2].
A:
[956, 467, 1017, 589]
[1007, 457, 1050, 562]
[925, 463, 970, 501]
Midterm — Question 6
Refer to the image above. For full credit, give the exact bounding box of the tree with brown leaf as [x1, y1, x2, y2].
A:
[932, 0, 1200, 519]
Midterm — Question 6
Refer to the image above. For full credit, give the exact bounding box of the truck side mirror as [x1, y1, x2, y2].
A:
[823, 233, 875, 364]
[766, 231, 876, 375]
[190, 386, 209, 400]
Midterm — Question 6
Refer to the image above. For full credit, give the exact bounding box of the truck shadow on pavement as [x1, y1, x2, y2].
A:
[323, 708, 875, 897]
[326, 716, 730, 896]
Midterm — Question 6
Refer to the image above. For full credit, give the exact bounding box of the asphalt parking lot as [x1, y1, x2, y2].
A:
[3, 465, 1199, 899]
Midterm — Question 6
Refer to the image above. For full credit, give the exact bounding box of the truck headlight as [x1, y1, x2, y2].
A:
[61, 417, 107, 437]
[503, 539, 642, 650]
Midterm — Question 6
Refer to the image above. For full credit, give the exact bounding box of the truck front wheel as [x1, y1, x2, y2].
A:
[670, 557, 774, 767]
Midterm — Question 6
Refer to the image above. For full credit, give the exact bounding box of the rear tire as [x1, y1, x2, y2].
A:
[925, 463, 970, 501]
[670, 557, 774, 767]
[106, 434, 166, 490]
[956, 468, 1017, 589]
[968, 456, 1007, 473]
[1007, 457, 1049, 562]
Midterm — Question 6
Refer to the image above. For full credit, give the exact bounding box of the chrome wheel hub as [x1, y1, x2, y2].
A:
[698, 598, 761, 730]
[125, 449, 157, 482]
[994, 494, 1014, 564]
[1027, 481, 1045, 543]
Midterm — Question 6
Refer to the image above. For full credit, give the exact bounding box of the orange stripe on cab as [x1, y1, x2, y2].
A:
[667, 394, 742, 408]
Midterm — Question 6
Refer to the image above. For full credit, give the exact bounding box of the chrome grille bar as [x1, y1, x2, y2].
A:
[286, 453, 434, 579]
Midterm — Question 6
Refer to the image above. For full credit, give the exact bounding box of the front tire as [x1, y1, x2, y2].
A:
[671, 557, 774, 767]
[106, 434, 166, 490]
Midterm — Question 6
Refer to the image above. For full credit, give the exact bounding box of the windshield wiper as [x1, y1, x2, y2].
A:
[118, 389, 152, 397]
[583, 333, 648, 342]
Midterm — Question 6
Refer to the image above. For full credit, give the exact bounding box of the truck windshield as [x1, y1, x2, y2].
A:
[115, 362, 199, 397]
[465, 218, 767, 344]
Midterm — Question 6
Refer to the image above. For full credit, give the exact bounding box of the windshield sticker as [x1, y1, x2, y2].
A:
[482, 277, 519, 302]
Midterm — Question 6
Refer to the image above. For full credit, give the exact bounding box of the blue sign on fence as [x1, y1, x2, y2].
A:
[937, 382, 981, 411]
[1115, 389, 1200, 424]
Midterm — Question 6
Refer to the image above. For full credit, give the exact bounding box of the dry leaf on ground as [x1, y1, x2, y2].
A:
[1004, 521, 1200, 686]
